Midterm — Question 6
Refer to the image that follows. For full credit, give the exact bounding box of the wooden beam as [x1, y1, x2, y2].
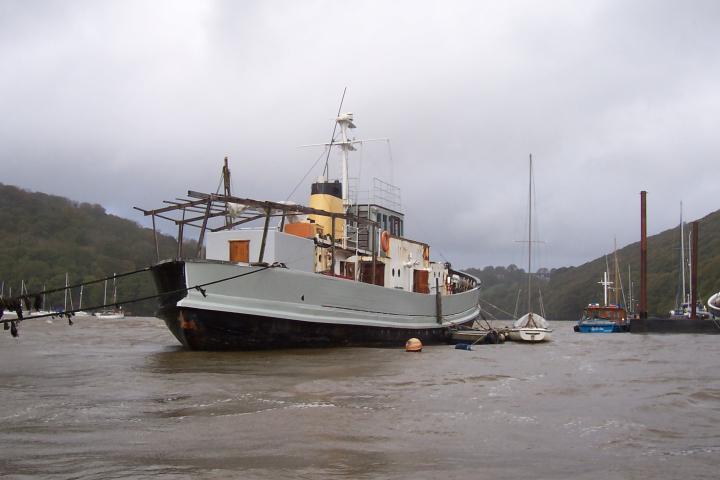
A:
[258, 207, 271, 263]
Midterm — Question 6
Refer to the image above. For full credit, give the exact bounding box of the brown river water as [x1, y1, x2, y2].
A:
[1, 317, 719, 479]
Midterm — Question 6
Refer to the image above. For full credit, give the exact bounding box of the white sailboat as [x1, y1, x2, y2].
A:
[94, 274, 125, 319]
[74, 284, 91, 317]
[507, 154, 552, 343]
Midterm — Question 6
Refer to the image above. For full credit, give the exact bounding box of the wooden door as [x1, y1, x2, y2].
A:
[413, 269, 429, 294]
[229, 240, 250, 263]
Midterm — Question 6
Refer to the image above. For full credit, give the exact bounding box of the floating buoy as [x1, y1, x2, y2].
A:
[405, 338, 422, 352]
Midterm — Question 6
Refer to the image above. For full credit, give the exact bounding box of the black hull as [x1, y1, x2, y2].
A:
[157, 306, 453, 350]
[151, 260, 458, 350]
[630, 317, 720, 334]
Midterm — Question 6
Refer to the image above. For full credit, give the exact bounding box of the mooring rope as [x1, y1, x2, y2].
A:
[0, 263, 276, 335]
[4, 266, 154, 301]
[478, 298, 516, 319]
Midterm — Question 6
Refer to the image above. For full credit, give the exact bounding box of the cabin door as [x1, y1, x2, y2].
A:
[413, 270, 429, 294]
[361, 262, 385, 286]
[229, 240, 250, 263]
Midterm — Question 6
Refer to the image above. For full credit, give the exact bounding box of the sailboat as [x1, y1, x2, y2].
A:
[94, 274, 125, 319]
[74, 284, 91, 317]
[669, 205, 712, 320]
[507, 154, 552, 343]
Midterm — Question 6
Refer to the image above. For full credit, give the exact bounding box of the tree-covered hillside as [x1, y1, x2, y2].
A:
[3, 183, 719, 320]
[466, 209, 720, 320]
[0, 184, 192, 315]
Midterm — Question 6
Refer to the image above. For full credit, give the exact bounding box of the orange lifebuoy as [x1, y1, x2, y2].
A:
[380, 230, 390, 252]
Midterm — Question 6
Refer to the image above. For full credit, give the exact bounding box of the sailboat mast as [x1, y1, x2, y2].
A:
[527, 154, 533, 315]
[64, 273, 69, 311]
[613, 238, 620, 306]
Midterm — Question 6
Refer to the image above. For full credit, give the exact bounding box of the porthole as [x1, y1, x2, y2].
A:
[392, 268, 395, 277]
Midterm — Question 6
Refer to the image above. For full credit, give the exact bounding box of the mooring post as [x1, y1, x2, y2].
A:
[258, 206, 271, 263]
[371, 224, 377, 285]
[435, 277, 442, 324]
[639, 191, 648, 319]
[177, 223, 184, 259]
[690, 221, 699, 319]
[152, 214, 160, 262]
[196, 201, 213, 258]
[330, 215, 336, 273]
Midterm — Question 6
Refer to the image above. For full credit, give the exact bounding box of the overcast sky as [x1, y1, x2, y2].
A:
[2, 0, 719, 270]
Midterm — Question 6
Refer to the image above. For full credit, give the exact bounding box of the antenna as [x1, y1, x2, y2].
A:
[323, 87, 347, 177]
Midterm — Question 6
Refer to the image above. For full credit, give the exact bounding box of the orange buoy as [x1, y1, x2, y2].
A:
[380, 230, 390, 252]
[405, 338, 422, 352]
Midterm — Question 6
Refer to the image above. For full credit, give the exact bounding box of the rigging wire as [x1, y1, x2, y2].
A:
[1, 264, 275, 326]
[322, 87, 347, 177]
[479, 297, 517, 319]
[284, 147, 329, 202]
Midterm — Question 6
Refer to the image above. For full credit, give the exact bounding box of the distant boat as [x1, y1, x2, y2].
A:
[575, 248, 629, 333]
[576, 304, 628, 333]
[94, 274, 124, 319]
[668, 206, 713, 320]
[74, 284, 91, 317]
[506, 154, 551, 343]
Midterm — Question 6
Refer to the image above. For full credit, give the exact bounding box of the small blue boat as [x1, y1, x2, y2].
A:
[574, 304, 629, 333]
[575, 269, 630, 333]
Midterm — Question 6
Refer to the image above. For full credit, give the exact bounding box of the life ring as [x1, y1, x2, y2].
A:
[380, 230, 390, 252]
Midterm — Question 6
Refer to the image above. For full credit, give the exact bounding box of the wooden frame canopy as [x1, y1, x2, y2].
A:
[134, 190, 379, 261]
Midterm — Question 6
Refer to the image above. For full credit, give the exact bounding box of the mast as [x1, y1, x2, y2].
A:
[613, 238, 621, 306]
[64, 273, 69, 312]
[680, 202, 686, 304]
[628, 264, 633, 313]
[527, 154, 533, 315]
[687, 228, 693, 305]
[639, 191, 648, 319]
[599, 271, 612, 306]
[79, 284, 84, 310]
[223, 156, 232, 228]
[103, 279, 108, 306]
[337, 114, 355, 211]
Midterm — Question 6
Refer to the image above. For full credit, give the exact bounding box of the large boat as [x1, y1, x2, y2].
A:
[139, 113, 480, 350]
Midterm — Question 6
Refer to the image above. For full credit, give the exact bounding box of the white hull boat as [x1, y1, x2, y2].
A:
[508, 155, 552, 343]
[507, 313, 552, 343]
[94, 310, 125, 320]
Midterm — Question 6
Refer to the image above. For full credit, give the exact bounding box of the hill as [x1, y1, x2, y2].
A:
[466, 209, 720, 319]
[0, 184, 192, 315]
[3, 183, 719, 320]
